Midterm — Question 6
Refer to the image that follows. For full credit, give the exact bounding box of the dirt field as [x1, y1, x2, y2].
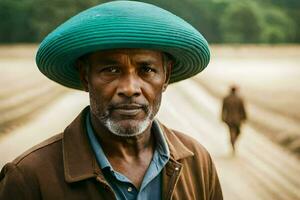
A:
[0, 45, 67, 133]
[1, 45, 300, 153]
[0, 45, 300, 200]
[194, 45, 300, 155]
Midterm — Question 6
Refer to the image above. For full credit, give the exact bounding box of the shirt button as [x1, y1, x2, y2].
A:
[127, 187, 133, 192]
[175, 167, 179, 171]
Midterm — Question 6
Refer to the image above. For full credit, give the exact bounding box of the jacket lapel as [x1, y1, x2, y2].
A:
[63, 107, 101, 183]
[159, 122, 195, 200]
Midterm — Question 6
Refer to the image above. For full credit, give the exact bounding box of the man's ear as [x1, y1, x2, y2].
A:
[162, 61, 173, 92]
[77, 60, 89, 92]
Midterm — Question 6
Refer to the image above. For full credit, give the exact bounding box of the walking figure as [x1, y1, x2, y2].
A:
[222, 86, 247, 153]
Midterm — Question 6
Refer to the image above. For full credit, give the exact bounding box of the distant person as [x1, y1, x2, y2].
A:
[0, 1, 222, 200]
[222, 86, 247, 153]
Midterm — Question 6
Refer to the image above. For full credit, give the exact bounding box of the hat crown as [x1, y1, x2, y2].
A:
[45, 1, 197, 42]
[71, 1, 184, 22]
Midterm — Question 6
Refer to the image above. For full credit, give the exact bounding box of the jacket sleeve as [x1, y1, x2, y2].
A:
[240, 100, 247, 121]
[0, 163, 36, 200]
[221, 99, 227, 122]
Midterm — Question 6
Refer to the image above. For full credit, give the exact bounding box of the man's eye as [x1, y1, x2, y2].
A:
[101, 66, 120, 73]
[140, 65, 156, 73]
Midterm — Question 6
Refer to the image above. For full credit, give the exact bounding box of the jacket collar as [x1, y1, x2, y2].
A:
[63, 107, 101, 183]
[63, 107, 194, 183]
[159, 123, 194, 160]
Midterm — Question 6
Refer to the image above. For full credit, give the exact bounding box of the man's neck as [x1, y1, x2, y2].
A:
[89, 112, 157, 189]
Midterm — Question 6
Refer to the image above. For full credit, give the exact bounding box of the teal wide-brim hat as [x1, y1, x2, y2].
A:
[36, 0, 210, 90]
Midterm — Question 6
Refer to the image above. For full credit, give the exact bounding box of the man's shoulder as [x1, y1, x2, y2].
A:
[0, 133, 64, 199]
[172, 129, 210, 155]
[12, 133, 63, 167]
[160, 123, 211, 159]
[224, 94, 243, 103]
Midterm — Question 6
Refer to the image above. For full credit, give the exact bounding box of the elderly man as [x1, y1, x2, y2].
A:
[0, 1, 222, 200]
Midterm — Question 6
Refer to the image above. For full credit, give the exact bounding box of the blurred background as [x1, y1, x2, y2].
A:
[0, 0, 299, 199]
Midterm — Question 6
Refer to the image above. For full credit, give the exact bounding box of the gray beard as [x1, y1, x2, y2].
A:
[89, 93, 161, 137]
[100, 114, 152, 137]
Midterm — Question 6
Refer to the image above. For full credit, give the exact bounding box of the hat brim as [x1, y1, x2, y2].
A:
[36, 1, 210, 90]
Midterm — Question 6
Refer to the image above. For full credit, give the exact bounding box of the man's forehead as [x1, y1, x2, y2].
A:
[87, 48, 164, 62]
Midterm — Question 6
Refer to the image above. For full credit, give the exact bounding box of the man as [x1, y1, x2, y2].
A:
[0, 1, 222, 199]
[222, 85, 247, 153]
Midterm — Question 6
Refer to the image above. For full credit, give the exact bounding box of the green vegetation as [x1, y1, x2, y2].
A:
[0, 0, 299, 43]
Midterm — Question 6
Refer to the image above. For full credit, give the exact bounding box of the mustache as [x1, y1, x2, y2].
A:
[107, 101, 149, 112]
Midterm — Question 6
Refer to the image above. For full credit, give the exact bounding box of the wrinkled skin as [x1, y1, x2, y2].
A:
[79, 49, 171, 137]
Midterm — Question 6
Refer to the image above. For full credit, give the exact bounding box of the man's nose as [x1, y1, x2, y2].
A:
[117, 73, 142, 98]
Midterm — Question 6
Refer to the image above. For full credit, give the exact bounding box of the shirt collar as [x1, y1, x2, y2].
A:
[151, 119, 170, 158]
[85, 110, 111, 170]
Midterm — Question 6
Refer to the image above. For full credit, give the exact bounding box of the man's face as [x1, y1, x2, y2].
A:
[80, 49, 171, 137]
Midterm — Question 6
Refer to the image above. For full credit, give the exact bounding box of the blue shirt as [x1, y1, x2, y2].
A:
[86, 111, 170, 200]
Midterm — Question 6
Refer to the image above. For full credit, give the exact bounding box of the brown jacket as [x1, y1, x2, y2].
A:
[0, 109, 223, 200]
[222, 93, 247, 126]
